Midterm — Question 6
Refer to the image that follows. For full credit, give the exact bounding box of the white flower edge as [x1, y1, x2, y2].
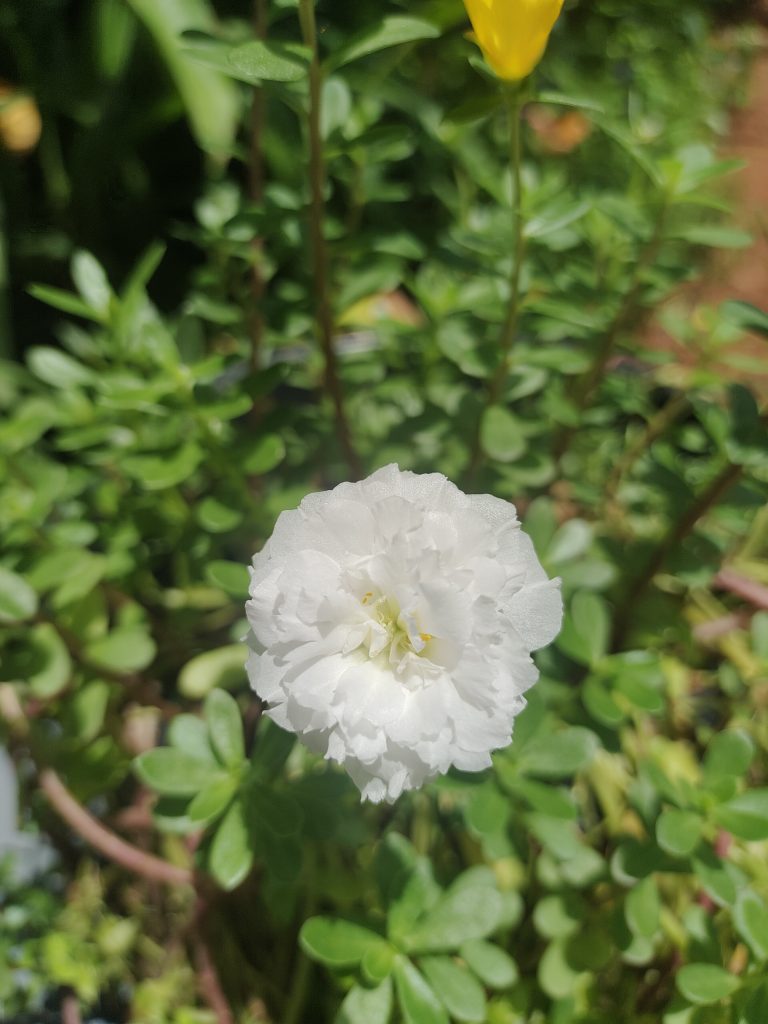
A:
[245, 465, 562, 802]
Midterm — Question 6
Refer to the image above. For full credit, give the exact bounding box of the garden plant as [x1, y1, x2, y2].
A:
[1, 0, 768, 1022]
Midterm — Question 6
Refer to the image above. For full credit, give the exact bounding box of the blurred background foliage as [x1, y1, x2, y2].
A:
[1, 0, 768, 1022]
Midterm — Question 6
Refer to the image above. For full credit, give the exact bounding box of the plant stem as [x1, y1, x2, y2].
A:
[611, 460, 744, 649]
[39, 769, 193, 887]
[247, 0, 268, 372]
[603, 391, 690, 510]
[283, 947, 313, 1024]
[0, 684, 191, 888]
[283, 851, 318, 1024]
[467, 86, 526, 485]
[0, 190, 12, 357]
[61, 991, 82, 1024]
[298, 0, 362, 480]
[192, 895, 235, 1024]
[554, 198, 670, 466]
[715, 568, 768, 612]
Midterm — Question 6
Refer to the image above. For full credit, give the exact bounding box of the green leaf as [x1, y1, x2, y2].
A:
[362, 944, 397, 985]
[63, 681, 110, 744]
[420, 956, 486, 1023]
[538, 939, 587, 1001]
[300, 918, 385, 968]
[704, 731, 755, 780]
[205, 689, 245, 768]
[27, 283, 106, 322]
[71, 250, 112, 314]
[512, 778, 577, 819]
[4, 623, 72, 698]
[189, 775, 239, 826]
[122, 443, 202, 490]
[386, 861, 440, 946]
[625, 877, 661, 939]
[250, 720, 295, 780]
[209, 797, 254, 890]
[393, 957, 449, 1024]
[557, 592, 610, 667]
[249, 788, 303, 838]
[51, 557, 107, 610]
[205, 561, 250, 598]
[526, 200, 592, 240]
[676, 964, 740, 1005]
[714, 789, 768, 841]
[673, 225, 752, 248]
[27, 347, 96, 389]
[529, 817, 605, 887]
[740, 980, 768, 1024]
[692, 849, 738, 908]
[51, 555, 107, 610]
[196, 497, 243, 534]
[583, 674, 626, 727]
[152, 795, 195, 835]
[328, 16, 440, 72]
[28, 554, 87, 599]
[168, 714, 218, 764]
[733, 891, 768, 960]
[226, 40, 307, 83]
[404, 877, 501, 953]
[178, 644, 247, 699]
[260, 828, 303, 884]
[0, 566, 38, 623]
[322, 76, 352, 140]
[537, 90, 605, 113]
[480, 406, 527, 463]
[466, 783, 511, 837]
[126, 0, 239, 158]
[459, 940, 518, 990]
[337, 979, 393, 1024]
[518, 727, 599, 779]
[243, 434, 287, 475]
[723, 300, 768, 339]
[547, 519, 592, 564]
[85, 626, 156, 673]
[134, 748, 217, 796]
[656, 809, 704, 858]
[532, 894, 584, 941]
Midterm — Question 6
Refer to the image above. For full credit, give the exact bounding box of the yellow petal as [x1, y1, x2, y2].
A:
[463, 0, 564, 80]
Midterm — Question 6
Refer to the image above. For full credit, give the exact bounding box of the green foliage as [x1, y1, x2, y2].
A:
[1, 0, 767, 1021]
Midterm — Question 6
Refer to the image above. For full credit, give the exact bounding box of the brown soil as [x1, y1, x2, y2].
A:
[641, 25, 768, 395]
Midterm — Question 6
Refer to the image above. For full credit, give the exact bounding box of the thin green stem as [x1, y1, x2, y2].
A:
[466, 86, 526, 485]
[611, 460, 744, 650]
[298, 0, 362, 480]
[282, 851, 318, 1024]
[603, 391, 690, 511]
[0, 189, 12, 357]
[247, 0, 268, 372]
[553, 198, 670, 467]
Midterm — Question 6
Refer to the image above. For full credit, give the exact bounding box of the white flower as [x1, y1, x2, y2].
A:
[244, 465, 562, 803]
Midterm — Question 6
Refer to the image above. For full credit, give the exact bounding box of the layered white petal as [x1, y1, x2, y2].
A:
[245, 464, 562, 803]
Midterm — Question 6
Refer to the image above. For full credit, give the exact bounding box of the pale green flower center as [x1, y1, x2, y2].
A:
[361, 591, 433, 661]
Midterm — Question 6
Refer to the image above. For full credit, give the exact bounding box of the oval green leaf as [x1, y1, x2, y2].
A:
[0, 566, 39, 623]
[676, 963, 740, 1005]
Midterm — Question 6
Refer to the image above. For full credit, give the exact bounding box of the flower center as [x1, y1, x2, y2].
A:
[358, 590, 434, 669]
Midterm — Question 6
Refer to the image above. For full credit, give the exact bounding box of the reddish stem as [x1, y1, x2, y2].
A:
[715, 568, 768, 611]
[192, 897, 235, 1024]
[39, 769, 192, 888]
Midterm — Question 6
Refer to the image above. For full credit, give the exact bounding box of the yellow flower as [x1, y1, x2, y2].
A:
[0, 81, 42, 155]
[463, 0, 564, 81]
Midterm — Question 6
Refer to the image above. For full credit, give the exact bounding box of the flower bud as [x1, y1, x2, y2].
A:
[0, 81, 42, 155]
[463, 0, 564, 82]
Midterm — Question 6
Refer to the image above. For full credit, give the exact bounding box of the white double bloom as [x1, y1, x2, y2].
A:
[245, 465, 562, 803]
